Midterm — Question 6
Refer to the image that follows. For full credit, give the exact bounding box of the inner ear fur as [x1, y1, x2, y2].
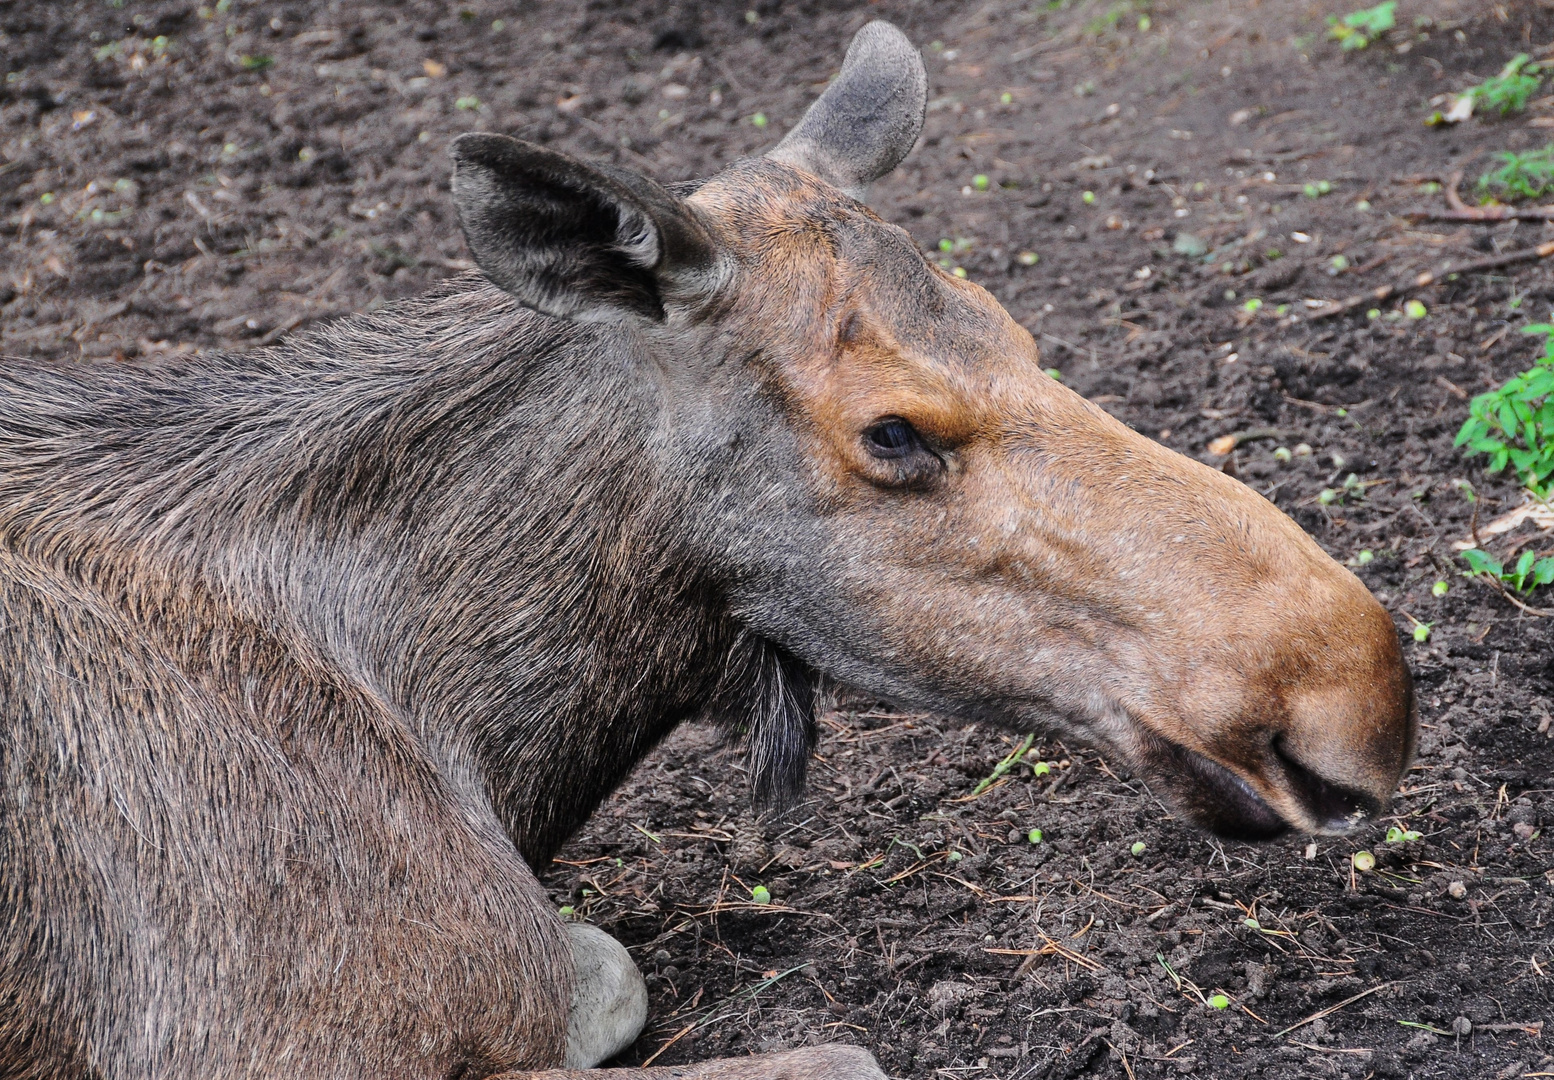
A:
[450, 133, 722, 322]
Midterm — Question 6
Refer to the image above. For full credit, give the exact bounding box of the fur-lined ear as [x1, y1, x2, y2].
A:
[707, 636, 820, 809]
[450, 133, 725, 323]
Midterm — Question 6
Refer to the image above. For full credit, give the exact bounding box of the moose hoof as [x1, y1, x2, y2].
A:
[563, 922, 648, 1068]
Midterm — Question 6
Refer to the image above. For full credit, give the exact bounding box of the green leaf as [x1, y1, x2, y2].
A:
[1461, 549, 1502, 577]
[1518, 550, 1537, 578]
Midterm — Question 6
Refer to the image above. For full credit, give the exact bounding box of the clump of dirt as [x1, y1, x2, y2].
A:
[3, 1, 1551, 1077]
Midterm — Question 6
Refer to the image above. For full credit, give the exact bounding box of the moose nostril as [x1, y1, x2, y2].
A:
[1270, 737, 1380, 831]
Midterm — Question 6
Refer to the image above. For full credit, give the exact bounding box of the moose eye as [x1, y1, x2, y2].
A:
[864, 418, 923, 459]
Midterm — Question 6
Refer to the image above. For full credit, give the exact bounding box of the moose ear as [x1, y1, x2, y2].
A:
[450, 134, 723, 322]
[766, 21, 928, 199]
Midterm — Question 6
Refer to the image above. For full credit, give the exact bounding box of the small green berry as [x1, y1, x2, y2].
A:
[1366, 308, 1381, 319]
[750, 884, 771, 905]
[1432, 580, 1449, 597]
[750, 112, 768, 128]
[1243, 297, 1263, 313]
[1413, 623, 1431, 643]
[1000, 91, 1013, 105]
[1033, 761, 1050, 776]
[1404, 299, 1427, 319]
[558, 905, 575, 917]
[1082, 190, 1096, 204]
[1130, 841, 1146, 857]
[1028, 828, 1044, 844]
[972, 174, 990, 191]
[1273, 447, 1292, 463]
[1356, 549, 1374, 566]
[1208, 993, 1230, 1009]
[939, 238, 954, 252]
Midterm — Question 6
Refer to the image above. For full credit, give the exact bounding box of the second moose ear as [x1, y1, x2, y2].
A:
[450, 134, 724, 323]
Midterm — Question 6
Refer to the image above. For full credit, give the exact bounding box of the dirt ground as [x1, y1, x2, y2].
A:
[3, 0, 1553, 1077]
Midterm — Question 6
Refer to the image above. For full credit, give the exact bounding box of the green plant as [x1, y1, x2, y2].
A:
[1326, 1, 1395, 50]
[1385, 825, 1422, 842]
[1467, 54, 1544, 116]
[971, 733, 1035, 795]
[239, 53, 273, 71]
[1352, 850, 1376, 871]
[1456, 323, 1554, 493]
[1460, 547, 1554, 593]
[1478, 145, 1554, 202]
[1208, 993, 1231, 1009]
[749, 884, 771, 904]
[1027, 828, 1044, 844]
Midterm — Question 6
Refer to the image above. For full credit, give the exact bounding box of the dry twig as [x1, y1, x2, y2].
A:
[1407, 170, 1554, 223]
[1309, 239, 1554, 320]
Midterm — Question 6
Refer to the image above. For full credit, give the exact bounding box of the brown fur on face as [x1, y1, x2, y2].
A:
[684, 159, 1413, 838]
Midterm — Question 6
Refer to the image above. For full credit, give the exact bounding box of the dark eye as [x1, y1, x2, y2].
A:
[864, 417, 923, 459]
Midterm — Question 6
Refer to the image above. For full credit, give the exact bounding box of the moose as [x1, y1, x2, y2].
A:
[0, 20, 1413, 1080]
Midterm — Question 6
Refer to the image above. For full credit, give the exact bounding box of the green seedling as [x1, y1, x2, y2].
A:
[239, 54, 273, 71]
[1466, 54, 1543, 117]
[1243, 298, 1263, 313]
[1385, 825, 1423, 843]
[1244, 917, 1261, 929]
[1460, 547, 1554, 594]
[971, 733, 1035, 795]
[1432, 580, 1449, 596]
[1000, 91, 1014, 104]
[1404, 299, 1427, 319]
[1032, 760, 1051, 777]
[1130, 841, 1146, 856]
[1326, 1, 1395, 50]
[947, 849, 963, 862]
[1456, 323, 1554, 494]
[1354, 549, 1375, 566]
[1479, 145, 1554, 202]
[1329, 254, 1349, 272]
[1046, 368, 1063, 381]
[952, 267, 967, 278]
[1028, 828, 1044, 844]
[1208, 993, 1231, 1009]
[1352, 850, 1376, 872]
[1303, 180, 1332, 198]
[558, 904, 576, 917]
[1412, 621, 1432, 643]
[750, 884, 771, 905]
[972, 173, 991, 191]
[1318, 472, 1367, 506]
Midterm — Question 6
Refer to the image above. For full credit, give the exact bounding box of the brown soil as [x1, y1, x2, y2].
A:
[3, 1, 1552, 1077]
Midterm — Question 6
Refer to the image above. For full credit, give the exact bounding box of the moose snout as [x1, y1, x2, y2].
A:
[1141, 584, 1417, 842]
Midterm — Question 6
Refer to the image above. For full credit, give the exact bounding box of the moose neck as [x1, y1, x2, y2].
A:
[0, 280, 740, 865]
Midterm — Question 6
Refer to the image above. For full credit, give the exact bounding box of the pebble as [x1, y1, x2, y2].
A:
[1452, 1016, 1472, 1037]
[1447, 881, 1467, 900]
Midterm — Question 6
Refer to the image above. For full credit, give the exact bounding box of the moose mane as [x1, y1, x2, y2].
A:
[0, 274, 820, 864]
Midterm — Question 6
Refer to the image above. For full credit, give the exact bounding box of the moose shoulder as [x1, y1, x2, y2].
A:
[0, 20, 1411, 1079]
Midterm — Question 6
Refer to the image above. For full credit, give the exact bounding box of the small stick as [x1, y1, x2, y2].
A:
[639, 1023, 697, 1067]
[1406, 170, 1554, 223]
[1271, 981, 1396, 1039]
[1309, 239, 1554, 320]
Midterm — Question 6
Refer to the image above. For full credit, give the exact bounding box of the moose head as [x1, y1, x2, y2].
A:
[449, 22, 1414, 842]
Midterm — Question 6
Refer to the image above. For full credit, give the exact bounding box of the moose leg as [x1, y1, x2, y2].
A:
[501, 1044, 886, 1080]
[564, 923, 649, 1067]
